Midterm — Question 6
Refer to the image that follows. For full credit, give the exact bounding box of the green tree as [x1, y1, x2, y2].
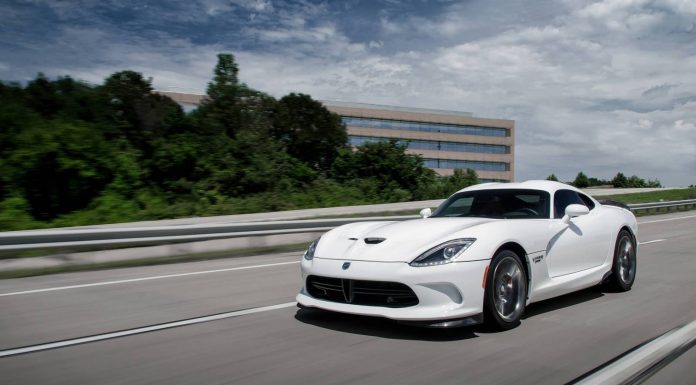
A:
[146, 132, 205, 193]
[438, 168, 480, 196]
[463, 168, 480, 186]
[573, 171, 590, 188]
[646, 178, 662, 188]
[627, 175, 646, 188]
[25, 73, 61, 118]
[5, 120, 116, 220]
[272, 93, 347, 171]
[0, 196, 42, 231]
[207, 53, 239, 100]
[0, 81, 40, 201]
[612, 172, 628, 188]
[332, 140, 435, 200]
[101, 70, 154, 129]
[449, 168, 479, 189]
[587, 177, 610, 187]
[100, 71, 184, 148]
[53, 76, 105, 123]
[197, 53, 275, 137]
[546, 174, 559, 181]
[205, 130, 315, 196]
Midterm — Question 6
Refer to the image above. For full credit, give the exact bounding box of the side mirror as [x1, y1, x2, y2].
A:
[562, 204, 589, 223]
[419, 208, 432, 218]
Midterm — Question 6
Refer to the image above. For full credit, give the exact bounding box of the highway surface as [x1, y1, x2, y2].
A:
[1, 212, 694, 384]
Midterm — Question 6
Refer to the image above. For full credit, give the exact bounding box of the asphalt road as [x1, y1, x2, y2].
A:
[0, 212, 694, 384]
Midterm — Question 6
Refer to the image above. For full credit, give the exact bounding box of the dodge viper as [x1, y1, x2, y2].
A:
[296, 181, 638, 329]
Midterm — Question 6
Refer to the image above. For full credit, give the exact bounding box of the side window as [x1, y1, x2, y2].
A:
[554, 190, 584, 219]
[439, 197, 473, 217]
[578, 193, 596, 210]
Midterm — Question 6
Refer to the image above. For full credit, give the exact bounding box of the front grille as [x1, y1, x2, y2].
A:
[306, 275, 419, 308]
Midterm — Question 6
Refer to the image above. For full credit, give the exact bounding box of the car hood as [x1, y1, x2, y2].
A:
[314, 217, 495, 263]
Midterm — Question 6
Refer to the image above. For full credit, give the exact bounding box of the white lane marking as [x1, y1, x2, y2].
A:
[639, 214, 696, 225]
[639, 239, 666, 245]
[0, 261, 300, 297]
[0, 302, 297, 358]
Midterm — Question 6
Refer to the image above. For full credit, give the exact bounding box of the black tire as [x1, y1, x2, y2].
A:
[483, 250, 528, 330]
[607, 230, 637, 292]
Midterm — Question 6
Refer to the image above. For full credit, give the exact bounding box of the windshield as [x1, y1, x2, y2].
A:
[431, 189, 551, 219]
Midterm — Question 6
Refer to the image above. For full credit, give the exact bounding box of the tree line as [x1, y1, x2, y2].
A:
[546, 172, 661, 188]
[0, 54, 480, 231]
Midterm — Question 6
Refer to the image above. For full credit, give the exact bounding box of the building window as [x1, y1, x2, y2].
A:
[348, 136, 508, 154]
[423, 159, 508, 172]
[343, 117, 508, 137]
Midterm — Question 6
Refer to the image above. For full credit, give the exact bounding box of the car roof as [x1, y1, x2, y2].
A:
[456, 180, 585, 195]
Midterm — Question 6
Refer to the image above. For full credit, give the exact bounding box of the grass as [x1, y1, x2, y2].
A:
[0, 242, 309, 280]
[598, 188, 696, 204]
[598, 188, 696, 217]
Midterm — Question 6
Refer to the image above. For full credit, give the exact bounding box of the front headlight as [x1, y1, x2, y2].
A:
[303, 238, 320, 261]
[410, 238, 476, 267]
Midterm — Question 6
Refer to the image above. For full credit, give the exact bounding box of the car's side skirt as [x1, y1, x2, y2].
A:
[528, 262, 611, 304]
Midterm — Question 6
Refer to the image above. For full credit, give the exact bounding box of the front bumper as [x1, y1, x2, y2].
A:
[296, 257, 488, 322]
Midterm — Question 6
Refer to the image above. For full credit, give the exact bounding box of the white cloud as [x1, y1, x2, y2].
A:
[368, 40, 384, 49]
[674, 119, 696, 132]
[246, 0, 273, 12]
[202, 0, 274, 15]
[662, 0, 696, 15]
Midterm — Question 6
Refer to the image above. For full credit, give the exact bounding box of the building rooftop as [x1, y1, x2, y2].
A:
[320, 100, 473, 118]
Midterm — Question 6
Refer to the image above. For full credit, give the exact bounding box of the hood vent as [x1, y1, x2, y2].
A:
[364, 237, 386, 244]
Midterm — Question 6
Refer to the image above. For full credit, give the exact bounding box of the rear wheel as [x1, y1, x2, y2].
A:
[484, 250, 528, 330]
[607, 230, 636, 291]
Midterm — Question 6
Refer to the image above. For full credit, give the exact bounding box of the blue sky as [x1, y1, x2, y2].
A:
[1, 0, 695, 186]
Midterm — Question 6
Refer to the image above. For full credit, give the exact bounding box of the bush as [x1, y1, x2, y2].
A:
[0, 196, 44, 231]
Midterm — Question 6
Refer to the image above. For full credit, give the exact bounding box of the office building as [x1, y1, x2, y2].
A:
[158, 92, 515, 182]
[322, 101, 514, 182]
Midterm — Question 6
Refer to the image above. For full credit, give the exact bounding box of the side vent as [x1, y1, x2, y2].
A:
[364, 237, 386, 244]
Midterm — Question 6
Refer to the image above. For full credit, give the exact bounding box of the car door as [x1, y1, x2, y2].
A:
[545, 190, 610, 277]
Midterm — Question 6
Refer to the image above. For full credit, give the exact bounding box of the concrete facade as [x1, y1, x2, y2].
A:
[323, 101, 514, 181]
[157, 91, 515, 182]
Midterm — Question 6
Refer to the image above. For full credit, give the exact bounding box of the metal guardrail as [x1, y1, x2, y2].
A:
[626, 199, 696, 210]
[0, 200, 694, 252]
[570, 318, 696, 385]
[0, 216, 417, 251]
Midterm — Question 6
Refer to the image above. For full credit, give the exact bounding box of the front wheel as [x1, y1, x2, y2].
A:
[607, 230, 637, 291]
[483, 250, 528, 330]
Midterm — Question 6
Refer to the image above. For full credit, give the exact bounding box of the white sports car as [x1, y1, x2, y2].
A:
[296, 180, 638, 329]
